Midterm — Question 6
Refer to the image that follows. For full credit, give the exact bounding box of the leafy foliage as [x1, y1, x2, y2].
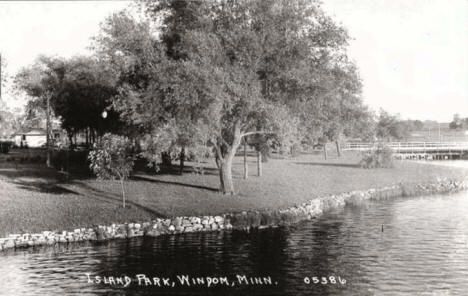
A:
[88, 133, 135, 181]
[0, 55, 8, 97]
[360, 144, 394, 169]
[15, 55, 122, 144]
[449, 114, 467, 130]
[0, 106, 21, 138]
[93, 0, 372, 194]
[376, 109, 410, 141]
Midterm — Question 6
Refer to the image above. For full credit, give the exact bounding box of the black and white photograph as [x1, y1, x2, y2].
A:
[0, 0, 467, 295]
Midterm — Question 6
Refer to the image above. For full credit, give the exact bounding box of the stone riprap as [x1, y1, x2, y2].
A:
[1, 178, 467, 252]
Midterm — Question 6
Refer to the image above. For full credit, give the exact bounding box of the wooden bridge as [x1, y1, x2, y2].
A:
[343, 142, 468, 160]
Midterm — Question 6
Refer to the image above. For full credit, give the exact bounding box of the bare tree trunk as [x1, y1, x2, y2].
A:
[243, 139, 248, 179]
[161, 151, 172, 167]
[218, 160, 234, 194]
[257, 150, 262, 176]
[120, 178, 126, 208]
[179, 146, 185, 175]
[85, 128, 89, 146]
[335, 140, 341, 157]
[215, 121, 242, 195]
[91, 128, 96, 144]
[323, 142, 328, 160]
[68, 133, 73, 148]
[46, 95, 52, 167]
[66, 147, 70, 178]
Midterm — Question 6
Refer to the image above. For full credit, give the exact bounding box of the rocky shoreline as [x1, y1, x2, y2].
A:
[1, 178, 467, 253]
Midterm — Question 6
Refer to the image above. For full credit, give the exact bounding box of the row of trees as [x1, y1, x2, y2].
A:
[376, 110, 421, 141]
[15, 0, 373, 195]
[449, 114, 468, 130]
[15, 56, 123, 143]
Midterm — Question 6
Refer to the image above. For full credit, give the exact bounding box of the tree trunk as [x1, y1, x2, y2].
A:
[161, 151, 172, 167]
[257, 150, 262, 176]
[91, 128, 96, 144]
[68, 133, 73, 148]
[46, 95, 51, 168]
[243, 140, 248, 179]
[215, 121, 243, 195]
[120, 178, 126, 208]
[323, 142, 328, 160]
[335, 140, 341, 157]
[66, 147, 70, 175]
[179, 146, 185, 175]
[218, 160, 234, 195]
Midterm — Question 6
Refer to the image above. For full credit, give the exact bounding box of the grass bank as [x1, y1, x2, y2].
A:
[0, 151, 467, 236]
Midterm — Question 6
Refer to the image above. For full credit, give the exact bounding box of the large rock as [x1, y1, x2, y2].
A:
[146, 229, 161, 237]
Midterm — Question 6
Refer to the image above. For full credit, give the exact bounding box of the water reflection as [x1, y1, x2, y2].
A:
[1, 191, 467, 295]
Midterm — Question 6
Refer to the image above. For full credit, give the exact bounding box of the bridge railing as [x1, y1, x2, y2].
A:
[343, 142, 468, 151]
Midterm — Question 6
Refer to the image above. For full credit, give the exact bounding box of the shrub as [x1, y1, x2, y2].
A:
[88, 134, 135, 208]
[0, 141, 12, 154]
[360, 144, 394, 169]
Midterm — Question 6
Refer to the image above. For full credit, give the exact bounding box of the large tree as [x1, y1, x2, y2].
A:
[96, 0, 366, 194]
[51, 56, 121, 143]
[376, 109, 410, 141]
[15, 55, 62, 165]
[0, 104, 21, 139]
[15, 55, 122, 147]
[449, 113, 467, 130]
[0, 53, 7, 100]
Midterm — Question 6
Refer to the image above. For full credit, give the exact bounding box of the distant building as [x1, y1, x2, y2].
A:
[13, 128, 64, 148]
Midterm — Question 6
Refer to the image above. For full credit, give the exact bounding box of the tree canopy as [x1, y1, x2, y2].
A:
[376, 110, 410, 141]
[14, 0, 372, 195]
[15, 55, 122, 143]
[91, 0, 370, 194]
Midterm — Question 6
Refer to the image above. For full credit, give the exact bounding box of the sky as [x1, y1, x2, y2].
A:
[321, 0, 468, 122]
[0, 0, 467, 122]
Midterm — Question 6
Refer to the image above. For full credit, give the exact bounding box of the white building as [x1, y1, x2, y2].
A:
[13, 128, 64, 148]
[14, 129, 47, 148]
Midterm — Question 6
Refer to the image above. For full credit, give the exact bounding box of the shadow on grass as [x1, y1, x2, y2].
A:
[131, 175, 219, 193]
[0, 165, 167, 217]
[68, 181, 167, 218]
[12, 180, 79, 195]
[293, 162, 361, 168]
[0, 167, 60, 180]
[160, 165, 219, 176]
[133, 160, 220, 177]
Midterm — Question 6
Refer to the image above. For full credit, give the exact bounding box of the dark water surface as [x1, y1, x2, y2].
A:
[1, 191, 467, 296]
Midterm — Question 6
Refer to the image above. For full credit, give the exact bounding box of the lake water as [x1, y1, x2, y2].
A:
[1, 189, 467, 296]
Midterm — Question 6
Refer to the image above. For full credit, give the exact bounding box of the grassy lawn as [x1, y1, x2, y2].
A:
[0, 151, 467, 236]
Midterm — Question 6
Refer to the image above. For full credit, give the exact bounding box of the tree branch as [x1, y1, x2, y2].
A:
[240, 130, 273, 138]
[209, 138, 223, 160]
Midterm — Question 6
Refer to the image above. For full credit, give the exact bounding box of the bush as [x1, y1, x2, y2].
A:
[0, 141, 12, 153]
[360, 144, 394, 169]
[88, 134, 135, 208]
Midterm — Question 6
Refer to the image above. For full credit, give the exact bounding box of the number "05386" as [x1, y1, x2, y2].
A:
[303, 276, 346, 285]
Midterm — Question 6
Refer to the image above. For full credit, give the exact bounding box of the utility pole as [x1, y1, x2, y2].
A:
[438, 122, 441, 142]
